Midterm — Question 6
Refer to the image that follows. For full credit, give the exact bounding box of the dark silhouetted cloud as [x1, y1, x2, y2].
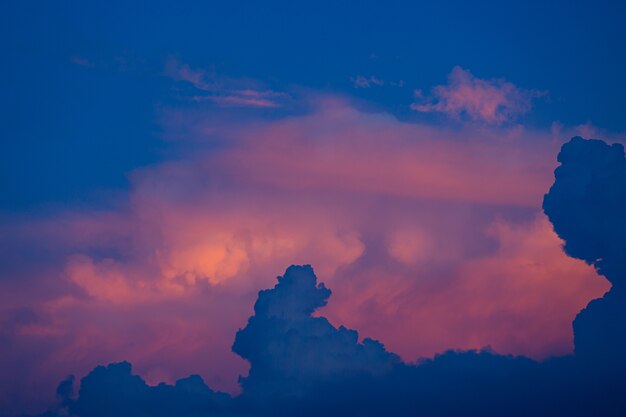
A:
[544, 136, 626, 366]
[544, 137, 626, 285]
[351, 75, 385, 88]
[232, 265, 400, 401]
[40, 362, 231, 417]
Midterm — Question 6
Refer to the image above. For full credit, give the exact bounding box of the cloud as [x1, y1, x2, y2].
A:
[35, 259, 626, 416]
[350, 75, 404, 88]
[70, 56, 94, 69]
[543, 136, 626, 366]
[55, 362, 230, 417]
[544, 137, 626, 283]
[232, 265, 400, 399]
[164, 57, 288, 108]
[0, 98, 608, 415]
[19, 139, 626, 414]
[351, 75, 384, 88]
[411, 66, 545, 124]
[203, 94, 281, 108]
[65, 255, 136, 303]
[385, 226, 432, 265]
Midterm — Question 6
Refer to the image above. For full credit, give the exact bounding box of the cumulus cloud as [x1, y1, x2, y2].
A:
[164, 58, 211, 89]
[232, 265, 400, 399]
[543, 137, 626, 365]
[411, 66, 545, 124]
[35, 258, 626, 416]
[544, 137, 626, 283]
[326, 214, 606, 361]
[51, 362, 230, 417]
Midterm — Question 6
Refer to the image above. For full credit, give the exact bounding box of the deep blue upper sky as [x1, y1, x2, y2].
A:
[2, 0, 625, 210]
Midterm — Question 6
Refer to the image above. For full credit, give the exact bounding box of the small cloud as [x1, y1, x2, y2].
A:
[204, 95, 280, 108]
[164, 57, 287, 108]
[70, 55, 94, 69]
[164, 57, 215, 90]
[411, 66, 545, 125]
[351, 75, 385, 88]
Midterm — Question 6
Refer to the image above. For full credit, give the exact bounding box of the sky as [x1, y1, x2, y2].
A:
[1, 1, 626, 416]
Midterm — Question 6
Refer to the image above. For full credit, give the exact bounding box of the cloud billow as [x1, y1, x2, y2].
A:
[543, 137, 626, 286]
[31, 137, 626, 416]
[51, 362, 230, 417]
[544, 136, 626, 367]
[411, 66, 545, 124]
[232, 265, 400, 401]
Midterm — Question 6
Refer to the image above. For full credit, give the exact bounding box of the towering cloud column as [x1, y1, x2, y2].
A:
[232, 265, 400, 401]
[543, 137, 626, 367]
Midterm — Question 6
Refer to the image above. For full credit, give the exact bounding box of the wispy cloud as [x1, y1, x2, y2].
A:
[351, 75, 405, 89]
[351, 75, 385, 88]
[164, 58, 211, 89]
[411, 66, 545, 124]
[164, 58, 288, 108]
[70, 55, 95, 69]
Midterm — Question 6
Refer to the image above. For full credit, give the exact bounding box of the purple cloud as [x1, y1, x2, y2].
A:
[411, 66, 545, 124]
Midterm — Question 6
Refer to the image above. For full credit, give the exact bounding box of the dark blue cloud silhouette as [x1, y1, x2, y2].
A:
[39, 362, 231, 417]
[544, 137, 626, 284]
[232, 265, 401, 402]
[31, 137, 626, 416]
[544, 136, 626, 366]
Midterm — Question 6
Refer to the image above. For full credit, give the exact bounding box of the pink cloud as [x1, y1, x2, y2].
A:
[212, 97, 558, 206]
[324, 215, 607, 361]
[200, 95, 280, 108]
[0, 95, 607, 414]
[411, 66, 545, 124]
